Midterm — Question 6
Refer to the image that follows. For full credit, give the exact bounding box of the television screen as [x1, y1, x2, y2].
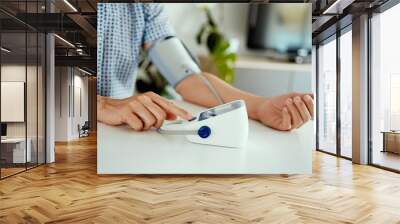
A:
[1, 123, 7, 137]
[247, 3, 311, 54]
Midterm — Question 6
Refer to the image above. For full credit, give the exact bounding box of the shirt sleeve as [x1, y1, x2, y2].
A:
[142, 4, 175, 44]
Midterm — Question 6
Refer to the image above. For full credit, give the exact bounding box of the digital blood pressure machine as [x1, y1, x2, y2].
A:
[148, 36, 248, 148]
[158, 100, 249, 148]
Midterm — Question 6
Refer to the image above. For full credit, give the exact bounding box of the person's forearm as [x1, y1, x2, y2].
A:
[175, 73, 265, 120]
[97, 95, 108, 122]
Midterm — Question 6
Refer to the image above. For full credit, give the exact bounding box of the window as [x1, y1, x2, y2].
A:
[317, 37, 337, 154]
[390, 74, 400, 130]
[339, 29, 352, 158]
[370, 3, 400, 171]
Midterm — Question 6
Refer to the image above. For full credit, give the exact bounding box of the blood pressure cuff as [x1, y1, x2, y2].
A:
[147, 36, 202, 88]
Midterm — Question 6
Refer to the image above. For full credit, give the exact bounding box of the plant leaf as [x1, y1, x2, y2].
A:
[224, 53, 237, 62]
[196, 24, 206, 45]
[205, 8, 216, 28]
[206, 32, 221, 53]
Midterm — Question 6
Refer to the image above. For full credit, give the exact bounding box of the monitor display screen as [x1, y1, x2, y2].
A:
[247, 3, 311, 54]
[198, 101, 243, 121]
[1, 123, 7, 137]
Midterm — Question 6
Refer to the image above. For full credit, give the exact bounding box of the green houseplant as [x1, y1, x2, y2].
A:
[196, 6, 237, 84]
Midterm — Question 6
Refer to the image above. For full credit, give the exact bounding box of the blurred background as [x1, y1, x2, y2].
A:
[136, 3, 312, 99]
[0, 1, 313, 179]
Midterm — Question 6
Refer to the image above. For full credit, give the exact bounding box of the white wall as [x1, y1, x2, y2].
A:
[55, 67, 67, 141]
[71, 74, 89, 138]
[54, 67, 89, 141]
[75, 74, 89, 123]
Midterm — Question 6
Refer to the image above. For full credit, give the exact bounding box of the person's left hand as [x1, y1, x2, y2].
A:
[255, 92, 314, 131]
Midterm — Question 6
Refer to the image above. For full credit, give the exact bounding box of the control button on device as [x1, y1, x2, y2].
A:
[198, 126, 211, 138]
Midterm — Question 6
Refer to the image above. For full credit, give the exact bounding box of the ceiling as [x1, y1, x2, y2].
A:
[0, 0, 97, 74]
[311, 0, 392, 44]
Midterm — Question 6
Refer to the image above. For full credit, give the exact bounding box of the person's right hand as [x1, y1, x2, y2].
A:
[97, 92, 193, 131]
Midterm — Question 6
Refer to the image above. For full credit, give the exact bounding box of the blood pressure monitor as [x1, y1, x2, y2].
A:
[149, 36, 248, 147]
[157, 100, 249, 148]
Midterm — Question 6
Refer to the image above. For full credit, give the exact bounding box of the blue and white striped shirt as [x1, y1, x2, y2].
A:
[97, 3, 174, 98]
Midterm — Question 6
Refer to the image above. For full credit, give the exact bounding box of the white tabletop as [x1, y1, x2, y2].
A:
[98, 100, 313, 174]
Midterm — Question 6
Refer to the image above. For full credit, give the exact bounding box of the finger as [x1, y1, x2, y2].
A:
[152, 97, 189, 120]
[303, 94, 314, 118]
[123, 113, 143, 131]
[286, 98, 303, 129]
[139, 96, 167, 128]
[147, 92, 193, 120]
[302, 93, 314, 99]
[130, 100, 156, 130]
[139, 93, 177, 121]
[166, 113, 177, 120]
[145, 92, 193, 120]
[281, 107, 291, 131]
[293, 96, 311, 123]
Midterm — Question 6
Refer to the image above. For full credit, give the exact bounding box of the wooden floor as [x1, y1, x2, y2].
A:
[1, 167, 26, 178]
[1, 135, 400, 224]
[1, 163, 44, 178]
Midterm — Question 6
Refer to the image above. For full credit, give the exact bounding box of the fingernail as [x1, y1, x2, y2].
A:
[304, 95, 312, 100]
[286, 98, 293, 104]
[294, 96, 301, 102]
